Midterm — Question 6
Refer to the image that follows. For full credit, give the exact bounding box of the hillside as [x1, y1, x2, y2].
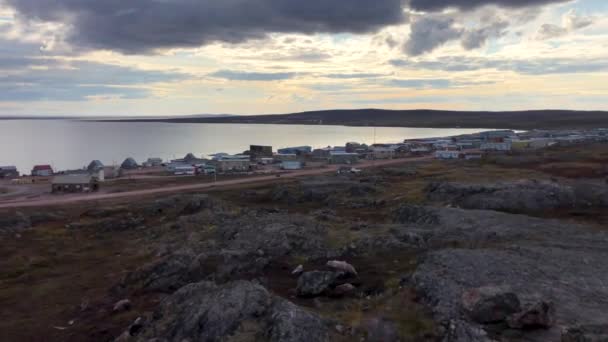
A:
[115, 109, 608, 130]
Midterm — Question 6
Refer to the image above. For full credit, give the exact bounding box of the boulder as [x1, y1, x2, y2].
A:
[297, 271, 337, 297]
[326, 260, 358, 277]
[292, 265, 304, 276]
[112, 299, 132, 313]
[461, 286, 521, 324]
[334, 283, 356, 296]
[134, 280, 329, 342]
[507, 301, 555, 329]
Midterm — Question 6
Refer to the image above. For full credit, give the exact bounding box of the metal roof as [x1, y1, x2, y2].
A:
[52, 174, 93, 185]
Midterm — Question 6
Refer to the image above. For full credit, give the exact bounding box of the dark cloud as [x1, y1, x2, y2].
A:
[390, 56, 608, 75]
[404, 15, 463, 56]
[409, 0, 570, 12]
[461, 20, 509, 49]
[209, 70, 296, 81]
[4, 0, 408, 53]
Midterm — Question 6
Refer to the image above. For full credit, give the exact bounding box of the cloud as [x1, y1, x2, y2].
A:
[408, 0, 570, 12]
[4, 0, 408, 54]
[323, 73, 386, 79]
[537, 9, 593, 40]
[404, 14, 463, 56]
[388, 78, 452, 89]
[390, 56, 608, 75]
[461, 19, 509, 49]
[209, 70, 297, 81]
[0, 37, 188, 101]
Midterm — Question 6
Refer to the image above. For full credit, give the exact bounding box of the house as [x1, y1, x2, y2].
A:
[312, 148, 331, 159]
[329, 152, 359, 164]
[216, 158, 251, 172]
[277, 146, 312, 155]
[0, 166, 19, 179]
[103, 166, 119, 179]
[52, 174, 99, 193]
[274, 154, 298, 162]
[87, 160, 104, 172]
[121, 157, 139, 169]
[463, 151, 484, 160]
[143, 158, 163, 167]
[281, 161, 303, 170]
[250, 145, 273, 161]
[173, 164, 196, 176]
[480, 142, 512, 152]
[368, 147, 395, 160]
[31, 164, 53, 177]
[435, 150, 462, 159]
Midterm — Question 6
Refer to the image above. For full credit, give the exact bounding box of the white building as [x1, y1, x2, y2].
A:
[435, 150, 462, 159]
[480, 142, 512, 151]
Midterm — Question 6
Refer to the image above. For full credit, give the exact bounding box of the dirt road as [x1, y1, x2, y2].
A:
[0, 157, 428, 209]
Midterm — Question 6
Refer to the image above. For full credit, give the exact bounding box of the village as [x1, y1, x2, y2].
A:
[1, 128, 607, 203]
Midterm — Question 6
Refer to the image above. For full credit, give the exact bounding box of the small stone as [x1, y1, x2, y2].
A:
[113, 299, 132, 313]
[291, 264, 304, 276]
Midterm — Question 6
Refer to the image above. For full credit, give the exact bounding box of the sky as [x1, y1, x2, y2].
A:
[0, 0, 606, 116]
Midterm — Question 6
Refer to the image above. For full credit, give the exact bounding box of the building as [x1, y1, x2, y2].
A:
[480, 142, 512, 152]
[143, 158, 163, 167]
[52, 174, 99, 193]
[103, 166, 119, 180]
[312, 148, 331, 159]
[250, 145, 273, 161]
[274, 153, 298, 162]
[435, 150, 462, 159]
[121, 157, 139, 169]
[281, 161, 303, 170]
[87, 160, 104, 172]
[277, 146, 311, 155]
[31, 165, 53, 177]
[329, 152, 359, 164]
[0, 166, 19, 179]
[172, 164, 196, 176]
[216, 158, 251, 172]
[481, 130, 516, 141]
[368, 147, 395, 160]
[463, 151, 484, 160]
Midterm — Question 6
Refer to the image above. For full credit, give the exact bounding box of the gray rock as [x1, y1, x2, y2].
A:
[427, 180, 608, 213]
[268, 299, 329, 342]
[507, 301, 555, 329]
[297, 271, 337, 297]
[134, 280, 329, 342]
[0, 211, 31, 233]
[122, 250, 199, 293]
[461, 286, 521, 324]
[561, 324, 608, 342]
[113, 299, 132, 313]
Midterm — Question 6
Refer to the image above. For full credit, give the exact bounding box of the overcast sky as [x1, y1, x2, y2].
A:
[0, 0, 606, 116]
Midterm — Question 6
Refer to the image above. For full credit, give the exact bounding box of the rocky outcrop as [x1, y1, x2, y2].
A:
[133, 280, 329, 342]
[0, 211, 31, 233]
[296, 271, 338, 297]
[561, 324, 608, 342]
[461, 286, 521, 324]
[427, 180, 608, 213]
[121, 250, 200, 293]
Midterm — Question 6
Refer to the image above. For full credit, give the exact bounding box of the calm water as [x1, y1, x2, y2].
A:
[0, 120, 489, 172]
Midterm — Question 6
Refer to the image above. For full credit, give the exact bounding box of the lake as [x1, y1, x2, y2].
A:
[0, 120, 490, 172]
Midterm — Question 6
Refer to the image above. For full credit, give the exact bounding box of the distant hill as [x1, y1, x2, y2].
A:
[117, 109, 608, 130]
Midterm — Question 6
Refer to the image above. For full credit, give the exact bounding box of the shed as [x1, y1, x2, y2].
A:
[32, 165, 53, 177]
[52, 174, 99, 193]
